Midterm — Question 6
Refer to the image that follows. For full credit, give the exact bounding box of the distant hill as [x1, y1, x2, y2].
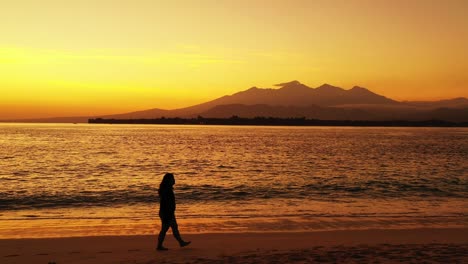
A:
[98, 81, 398, 119]
[97, 80, 466, 122]
[402, 97, 468, 109]
[100, 80, 398, 119]
[199, 104, 468, 123]
[3, 81, 467, 123]
[199, 104, 376, 120]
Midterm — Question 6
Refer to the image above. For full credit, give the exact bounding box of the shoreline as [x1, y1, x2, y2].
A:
[2, 228, 467, 263]
[90, 117, 468, 127]
[2, 213, 466, 240]
[2, 120, 468, 127]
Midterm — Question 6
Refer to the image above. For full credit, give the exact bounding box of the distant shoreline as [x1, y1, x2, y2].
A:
[88, 117, 468, 127]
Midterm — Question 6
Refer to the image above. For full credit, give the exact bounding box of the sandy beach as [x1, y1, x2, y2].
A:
[1, 228, 467, 264]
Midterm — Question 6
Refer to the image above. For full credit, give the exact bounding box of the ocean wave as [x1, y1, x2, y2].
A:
[0, 179, 466, 210]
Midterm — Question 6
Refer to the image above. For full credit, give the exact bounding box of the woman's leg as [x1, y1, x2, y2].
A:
[170, 217, 191, 247]
[157, 218, 171, 250]
[169, 217, 182, 243]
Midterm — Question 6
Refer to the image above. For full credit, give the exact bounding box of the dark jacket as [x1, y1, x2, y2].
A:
[159, 187, 176, 219]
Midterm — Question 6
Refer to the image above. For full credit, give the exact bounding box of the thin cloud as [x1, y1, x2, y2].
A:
[0, 47, 244, 67]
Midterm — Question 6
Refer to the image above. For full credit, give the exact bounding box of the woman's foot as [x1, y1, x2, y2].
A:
[180, 241, 191, 247]
[157, 246, 169, 251]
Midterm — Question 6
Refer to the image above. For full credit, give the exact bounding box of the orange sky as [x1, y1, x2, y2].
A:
[1, 0, 467, 119]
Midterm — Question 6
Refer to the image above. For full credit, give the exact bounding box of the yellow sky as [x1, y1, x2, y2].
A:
[1, 0, 467, 119]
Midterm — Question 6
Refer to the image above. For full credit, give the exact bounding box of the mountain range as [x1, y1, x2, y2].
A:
[4, 81, 468, 123]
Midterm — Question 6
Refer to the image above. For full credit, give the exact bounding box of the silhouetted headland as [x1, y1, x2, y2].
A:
[88, 116, 468, 127]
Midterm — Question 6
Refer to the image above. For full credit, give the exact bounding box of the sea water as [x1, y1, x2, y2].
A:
[0, 123, 466, 238]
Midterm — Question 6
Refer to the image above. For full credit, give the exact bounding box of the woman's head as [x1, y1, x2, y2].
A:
[160, 173, 175, 188]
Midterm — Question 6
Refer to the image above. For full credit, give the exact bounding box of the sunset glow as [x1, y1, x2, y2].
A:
[1, 0, 467, 119]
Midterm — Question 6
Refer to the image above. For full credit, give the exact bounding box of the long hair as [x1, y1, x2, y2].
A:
[158, 173, 174, 196]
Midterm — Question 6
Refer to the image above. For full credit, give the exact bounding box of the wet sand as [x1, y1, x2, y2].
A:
[1, 228, 467, 263]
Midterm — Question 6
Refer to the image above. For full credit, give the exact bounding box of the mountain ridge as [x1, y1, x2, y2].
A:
[2, 81, 468, 123]
[96, 81, 401, 120]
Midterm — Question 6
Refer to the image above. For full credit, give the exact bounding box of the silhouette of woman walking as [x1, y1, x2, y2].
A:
[157, 173, 191, 251]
